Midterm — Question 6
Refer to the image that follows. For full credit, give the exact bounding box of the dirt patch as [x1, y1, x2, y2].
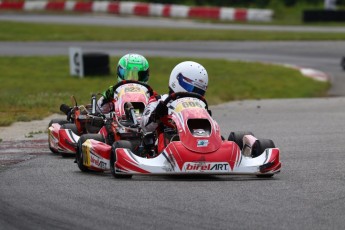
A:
[0, 114, 65, 141]
[0, 139, 50, 167]
[0, 114, 65, 167]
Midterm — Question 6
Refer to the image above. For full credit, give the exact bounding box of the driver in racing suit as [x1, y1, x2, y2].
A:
[96, 53, 152, 113]
[140, 61, 209, 154]
[96, 53, 156, 145]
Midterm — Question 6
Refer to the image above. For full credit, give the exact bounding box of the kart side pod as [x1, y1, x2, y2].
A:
[81, 139, 112, 171]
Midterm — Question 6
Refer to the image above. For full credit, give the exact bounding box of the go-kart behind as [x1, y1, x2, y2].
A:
[48, 53, 152, 157]
[48, 80, 154, 158]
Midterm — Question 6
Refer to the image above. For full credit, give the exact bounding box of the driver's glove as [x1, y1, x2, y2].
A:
[153, 101, 168, 121]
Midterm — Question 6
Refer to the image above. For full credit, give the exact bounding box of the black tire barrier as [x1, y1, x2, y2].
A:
[83, 53, 110, 76]
[303, 10, 345, 22]
[341, 57, 345, 71]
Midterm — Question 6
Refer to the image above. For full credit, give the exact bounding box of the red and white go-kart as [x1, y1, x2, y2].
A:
[48, 80, 154, 157]
[77, 92, 281, 178]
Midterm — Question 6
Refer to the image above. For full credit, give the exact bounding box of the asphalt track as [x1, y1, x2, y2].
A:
[1, 14, 345, 230]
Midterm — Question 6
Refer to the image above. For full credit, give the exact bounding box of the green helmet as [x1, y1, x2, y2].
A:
[116, 54, 150, 83]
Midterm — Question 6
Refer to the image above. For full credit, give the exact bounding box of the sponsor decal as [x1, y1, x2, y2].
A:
[90, 155, 106, 169]
[197, 139, 209, 147]
[175, 100, 203, 113]
[183, 162, 230, 172]
[124, 86, 141, 93]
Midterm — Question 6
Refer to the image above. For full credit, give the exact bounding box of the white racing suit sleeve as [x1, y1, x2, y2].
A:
[140, 100, 159, 133]
[97, 96, 104, 108]
[140, 94, 168, 133]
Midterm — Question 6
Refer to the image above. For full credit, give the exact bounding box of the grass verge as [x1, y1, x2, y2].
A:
[1, 21, 345, 41]
[0, 56, 329, 126]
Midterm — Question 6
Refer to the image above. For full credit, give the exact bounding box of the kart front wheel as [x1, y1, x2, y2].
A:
[251, 139, 275, 158]
[252, 139, 276, 178]
[228, 131, 254, 150]
[110, 141, 133, 179]
[76, 134, 105, 172]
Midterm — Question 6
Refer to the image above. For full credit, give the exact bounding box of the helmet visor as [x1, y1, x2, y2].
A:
[177, 73, 206, 96]
[118, 66, 149, 82]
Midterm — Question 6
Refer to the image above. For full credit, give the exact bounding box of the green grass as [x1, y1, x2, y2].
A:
[0, 56, 329, 126]
[1, 21, 345, 41]
[268, 1, 345, 25]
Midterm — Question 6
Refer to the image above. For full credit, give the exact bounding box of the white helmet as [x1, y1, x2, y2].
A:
[168, 61, 208, 96]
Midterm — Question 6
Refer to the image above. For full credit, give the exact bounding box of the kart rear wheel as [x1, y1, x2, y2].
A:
[61, 123, 79, 135]
[110, 141, 133, 179]
[251, 139, 275, 158]
[76, 134, 105, 172]
[48, 118, 70, 127]
[228, 131, 254, 149]
[48, 119, 70, 154]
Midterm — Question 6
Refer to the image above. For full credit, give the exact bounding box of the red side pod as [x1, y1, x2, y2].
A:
[58, 129, 77, 153]
[89, 139, 111, 161]
[50, 123, 61, 139]
[115, 149, 150, 174]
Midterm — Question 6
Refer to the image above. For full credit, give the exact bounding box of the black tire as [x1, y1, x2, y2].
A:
[48, 119, 70, 154]
[48, 118, 69, 127]
[61, 123, 79, 135]
[251, 139, 275, 158]
[76, 134, 105, 172]
[228, 131, 254, 150]
[61, 152, 74, 158]
[110, 141, 133, 179]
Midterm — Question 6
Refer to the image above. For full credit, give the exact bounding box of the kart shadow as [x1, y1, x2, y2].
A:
[70, 170, 278, 181]
[102, 174, 280, 181]
[131, 175, 279, 182]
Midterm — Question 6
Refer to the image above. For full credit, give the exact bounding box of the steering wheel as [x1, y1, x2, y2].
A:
[112, 80, 154, 97]
[162, 92, 208, 110]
